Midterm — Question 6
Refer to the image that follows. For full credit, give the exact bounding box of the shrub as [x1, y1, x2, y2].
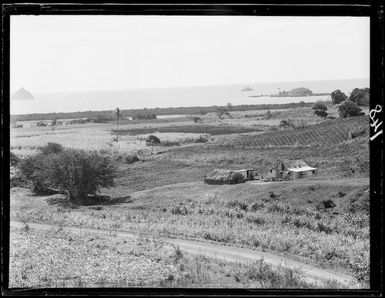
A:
[312, 101, 328, 118]
[191, 116, 202, 123]
[330, 90, 347, 105]
[317, 199, 336, 210]
[132, 113, 157, 120]
[338, 101, 365, 118]
[227, 200, 248, 211]
[36, 121, 47, 127]
[314, 110, 328, 118]
[39, 143, 64, 155]
[194, 135, 209, 143]
[279, 120, 289, 128]
[10, 152, 20, 166]
[145, 135, 161, 146]
[264, 110, 273, 119]
[124, 154, 140, 164]
[93, 115, 112, 123]
[161, 140, 181, 147]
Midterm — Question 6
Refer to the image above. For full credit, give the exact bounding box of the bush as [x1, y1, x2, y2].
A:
[161, 140, 181, 147]
[331, 90, 347, 105]
[93, 115, 112, 123]
[279, 120, 289, 128]
[312, 101, 328, 118]
[338, 101, 365, 118]
[317, 199, 336, 210]
[314, 110, 328, 118]
[133, 113, 157, 120]
[39, 143, 64, 155]
[20, 148, 117, 204]
[10, 152, 20, 166]
[191, 116, 202, 123]
[264, 111, 273, 119]
[145, 135, 161, 146]
[124, 154, 140, 164]
[19, 153, 51, 194]
[194, 135, 209, 143]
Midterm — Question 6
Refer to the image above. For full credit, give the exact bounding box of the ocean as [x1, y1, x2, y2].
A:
[10, 78, 368, 115]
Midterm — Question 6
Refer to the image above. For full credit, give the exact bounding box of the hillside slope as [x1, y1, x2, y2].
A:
[220, 116, 368, 147]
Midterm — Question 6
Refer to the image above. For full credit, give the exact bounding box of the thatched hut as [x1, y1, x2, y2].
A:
[204, 169, 245, 185]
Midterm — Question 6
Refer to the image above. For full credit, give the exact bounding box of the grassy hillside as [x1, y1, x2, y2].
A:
[10, 178, 369, 285]
[220, 116, 368, 147]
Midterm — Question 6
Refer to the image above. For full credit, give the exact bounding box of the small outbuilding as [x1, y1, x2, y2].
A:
[234, 169, 257, 181]
[267, 159, 317, 180]
[204, 169, 245, 185]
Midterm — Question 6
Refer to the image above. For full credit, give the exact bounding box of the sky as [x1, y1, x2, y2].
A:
[10, 15, 370, 94]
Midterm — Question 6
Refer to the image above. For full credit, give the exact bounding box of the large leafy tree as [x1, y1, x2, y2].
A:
[348, 88, 370, 106]
[20, 147, 116, 205]
[338, 101, 365, 118]
[330, 90, 347, 105]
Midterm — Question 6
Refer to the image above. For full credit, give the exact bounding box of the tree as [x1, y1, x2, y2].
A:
[348, 88, 370, 106]
[265, 110, 273, 119]
[145, 135, 161, 154]
[312, 101, 328, 118]
[39, 142, 64, 155]
[20, 147, 116, 204]
[19, 153, 51, 194]
[51, 119, 57, 130]
[227, 102, 233, 112]
[279, 120, 289, 128]
[338, 101, 365, 118]
[46, 149, 116, 204]
[216, 108, 230, 120]
[330, 90, 347, 105]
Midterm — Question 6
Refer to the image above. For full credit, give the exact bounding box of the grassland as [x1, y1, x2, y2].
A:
[9, 105, 370, 288]
[10, 226, 336, 288]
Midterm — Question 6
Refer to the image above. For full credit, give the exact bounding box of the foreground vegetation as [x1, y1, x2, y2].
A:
[11, 176, 369, 286]
[10, 226, 338, 288]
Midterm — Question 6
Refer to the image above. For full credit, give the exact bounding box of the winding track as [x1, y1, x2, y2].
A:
[10, 220, 357, 288]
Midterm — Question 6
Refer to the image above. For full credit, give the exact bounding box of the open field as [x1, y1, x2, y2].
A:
[113, 124, 260, 136]
[9, 105, 370, 288]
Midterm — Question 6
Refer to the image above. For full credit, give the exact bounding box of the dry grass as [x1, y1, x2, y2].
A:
[9, 226, 333, 288]
[10, 177, 370, 286]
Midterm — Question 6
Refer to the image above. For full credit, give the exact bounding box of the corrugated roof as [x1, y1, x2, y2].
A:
[287, 166, 317, 172]
[270, 159, 317, 172]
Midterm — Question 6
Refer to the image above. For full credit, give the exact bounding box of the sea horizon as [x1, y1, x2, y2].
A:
[11, 78, 369, 115]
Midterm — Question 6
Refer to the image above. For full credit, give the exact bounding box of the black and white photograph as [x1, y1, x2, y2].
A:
[2, 3, 382, 293]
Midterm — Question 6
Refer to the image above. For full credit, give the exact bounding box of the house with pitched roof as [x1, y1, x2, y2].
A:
[266, 159, 317, 180]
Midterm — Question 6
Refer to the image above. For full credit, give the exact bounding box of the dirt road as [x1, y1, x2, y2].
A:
[10, 220, 357, 288]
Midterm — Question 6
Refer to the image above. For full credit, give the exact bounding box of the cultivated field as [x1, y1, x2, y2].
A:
[9, 105, 370, 288]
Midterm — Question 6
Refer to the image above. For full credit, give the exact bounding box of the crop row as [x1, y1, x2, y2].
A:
[220, 116, 369, 148]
